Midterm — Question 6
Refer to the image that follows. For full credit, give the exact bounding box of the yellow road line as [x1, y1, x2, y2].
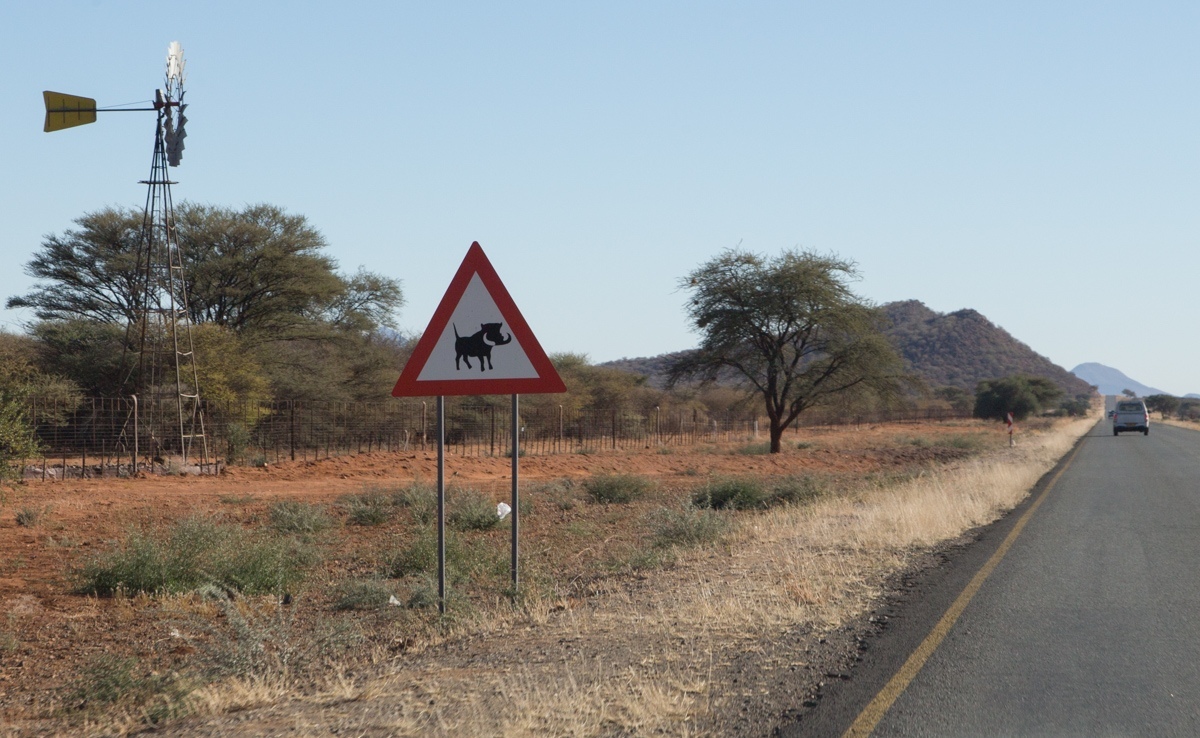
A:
[841, 438, 1087, 738]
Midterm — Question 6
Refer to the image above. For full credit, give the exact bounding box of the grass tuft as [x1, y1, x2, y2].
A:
[384, 528, 507, 586]
[583, 474, 654, 504]
[734, 442, 773, 455]
[692, 478, 767, 510]
[448, 487, 500, 532]
[766, 475, 827, 506]
[692, 475, 825, 511]
[647, 506, 730, 549]
[73, 517, 313, 596]
[15, 506, 43, 527]
[342, 492, 394, 526]
[390, 482, 437, 525]
[940, 434, 984, 451]
[333, 579, 395, 610]
[267, 501, 333, 534]
[64, 654, 190, 724]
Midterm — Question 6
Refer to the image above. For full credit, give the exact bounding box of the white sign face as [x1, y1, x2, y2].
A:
[415, 274, 540, 382]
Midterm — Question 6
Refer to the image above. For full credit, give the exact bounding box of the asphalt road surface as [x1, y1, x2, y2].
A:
[790, 417, 1200, 737]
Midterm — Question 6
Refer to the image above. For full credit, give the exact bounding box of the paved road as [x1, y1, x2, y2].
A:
[793, 418, 1200, 737]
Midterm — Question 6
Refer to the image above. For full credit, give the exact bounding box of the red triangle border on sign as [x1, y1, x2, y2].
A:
[392, 242, 566, 397]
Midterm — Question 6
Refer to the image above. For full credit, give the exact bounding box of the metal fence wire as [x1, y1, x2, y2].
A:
[24, 397, 967, 478]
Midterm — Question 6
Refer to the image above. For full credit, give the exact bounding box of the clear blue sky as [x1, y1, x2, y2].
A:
[2, 2, 1197, 395]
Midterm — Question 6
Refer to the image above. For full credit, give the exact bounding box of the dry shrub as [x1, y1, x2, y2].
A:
[583, 474, 654, 504]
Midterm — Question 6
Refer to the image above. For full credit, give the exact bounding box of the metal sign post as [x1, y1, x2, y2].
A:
[437, 396, 446, 614]
[511, 394, 519, 589]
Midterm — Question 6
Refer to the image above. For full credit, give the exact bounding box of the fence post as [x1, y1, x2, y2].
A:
[132, 395, 139, 476]
[289, 401, 296, 462]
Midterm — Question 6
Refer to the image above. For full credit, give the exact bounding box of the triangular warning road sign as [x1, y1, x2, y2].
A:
[392, 242, 566, 397]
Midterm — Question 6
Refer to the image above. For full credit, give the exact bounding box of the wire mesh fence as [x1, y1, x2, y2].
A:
[23, 396, 968, 478]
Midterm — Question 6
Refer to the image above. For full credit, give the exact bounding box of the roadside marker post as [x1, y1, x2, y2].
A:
[393, 242, 565, 613]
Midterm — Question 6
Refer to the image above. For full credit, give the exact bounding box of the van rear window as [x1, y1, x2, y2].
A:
[1117, 402, 1143, 411]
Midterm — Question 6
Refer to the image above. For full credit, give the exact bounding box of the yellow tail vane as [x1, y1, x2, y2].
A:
[43, 91, 97, 132]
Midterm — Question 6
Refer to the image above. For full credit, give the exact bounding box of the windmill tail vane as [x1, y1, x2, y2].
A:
[43, 41, 188, 167]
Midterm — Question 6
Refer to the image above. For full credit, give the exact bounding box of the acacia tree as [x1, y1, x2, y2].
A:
[669, 249, 905, 453]
[8, 204, 402, 340]
[7, 208, 149, 325]
[1144, 394, 1180, 419]
[0, 333, 78, 487]
[972, 375, 1062, 421]
[9, 204, 404, 400]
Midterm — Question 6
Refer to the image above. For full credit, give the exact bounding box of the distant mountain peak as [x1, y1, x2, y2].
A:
[1070, 363, 1166, 397]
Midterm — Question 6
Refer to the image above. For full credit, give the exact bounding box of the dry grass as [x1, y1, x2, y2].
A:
[1159, 418, 1200, 432]
[176, 417, 1095, 735]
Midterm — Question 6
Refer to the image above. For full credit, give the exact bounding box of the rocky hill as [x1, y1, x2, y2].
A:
[601, 300, 1095, 397]
[881, 300, 1093, 395]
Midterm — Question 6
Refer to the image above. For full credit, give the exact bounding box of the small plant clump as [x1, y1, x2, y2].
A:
[389, 482, 437, 525]
[15, 506, 43, 527]
[64, 654, 190, 724]
[940, 434, 984, 451]
[267, 501, 333, 534]
[74, 516, 312, 596]
[583, 474, 654, 504]
[343, 491, 395, 526]
[691, 475, 826, 511]
[692, 478, 767, 510]
[447, 487, 501, 532]
[647, 506, 730, 549]
[333, 579, 395, 610]
[767, 475, 826, 506]
[384, 528, 507, 586]
[733, 442, 773, 456]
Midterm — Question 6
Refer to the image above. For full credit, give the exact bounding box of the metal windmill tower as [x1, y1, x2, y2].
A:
[43, 42, 209, 470]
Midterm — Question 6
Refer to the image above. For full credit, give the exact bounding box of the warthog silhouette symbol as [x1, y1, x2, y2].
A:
[454, 322, 512, 372]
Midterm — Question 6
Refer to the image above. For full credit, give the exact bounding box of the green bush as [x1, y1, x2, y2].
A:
[767, 475, 825, 506]
[267, 501, 332, 534]
[692, 478, 767, 510]
[583, 474, 654, 504]
[692, 475, 824, 510]
[384, 529, 506, 585]
[532, 478, 576, 510]
[343, 492, 394, 526]
[448, 488, 500, 532]
[224, 422, 252, 465]
[385, 530, 449, 579]
[64, 654, 189, 723]
[390, 483, 437, 525]
[940, 434, 984, 451]
[733, 442, 772, 456]
[974, 375, 1062, 422]
[333, 579, 394, 610]
[74, 517, 312, 596]
[15, 506, 42, 527]
[647, 506, 729, 549]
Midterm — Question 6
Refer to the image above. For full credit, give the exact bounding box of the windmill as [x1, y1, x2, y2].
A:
[43, 42, 209, 472]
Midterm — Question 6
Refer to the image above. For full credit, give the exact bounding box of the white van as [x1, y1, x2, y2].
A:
[1112, 400, 1149, 436]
